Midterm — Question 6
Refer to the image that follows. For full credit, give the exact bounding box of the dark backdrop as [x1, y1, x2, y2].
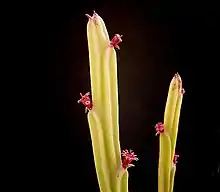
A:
[47, 2, 219, 192]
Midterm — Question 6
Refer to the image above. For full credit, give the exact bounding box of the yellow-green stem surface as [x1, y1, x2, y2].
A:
[86, 13, 123, 192]
[158, 74, 182, 192]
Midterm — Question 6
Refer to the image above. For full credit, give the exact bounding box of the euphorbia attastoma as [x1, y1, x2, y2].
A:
[78, 11, 137, 192]
[78, 11, 185, 192]
[155, 73, 185, 192]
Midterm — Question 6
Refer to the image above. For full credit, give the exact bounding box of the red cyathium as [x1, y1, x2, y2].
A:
[173, 153, 179, 166]
[78, 92, 93, 112]
[121, 149, 138, 170]
[181, 88, 185, 95]
[155, 122, 165, 136]
[110, 34, 123, 50]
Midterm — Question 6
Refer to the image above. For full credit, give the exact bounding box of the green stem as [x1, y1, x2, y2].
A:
[170, 90, 183, 161]
[158, 132, 172, 192]
[120, 171, 129, 192]
[87, 13, 122, 192]
[88, 111, 111, 192]
[169, 165, 176, 192]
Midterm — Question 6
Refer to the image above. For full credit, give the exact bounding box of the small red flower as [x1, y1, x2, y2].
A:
[110, 34, 123, 50]
[181, 88, 185, 95]
[155, 122, 165, 136]
[121, 149, 138, 170]
[78, 92, 93, 112]
[173, 153, 179, 166]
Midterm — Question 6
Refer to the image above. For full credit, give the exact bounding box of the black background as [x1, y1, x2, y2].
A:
[47, 2, 219, 192]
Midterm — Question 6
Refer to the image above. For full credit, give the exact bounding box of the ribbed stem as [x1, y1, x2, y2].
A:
[158, 132, 172, 192]
[169, 165, 176, 192]
[86, 13, 122, 192]
[120, 171, 129, 192]
[158, 74, 181, 192]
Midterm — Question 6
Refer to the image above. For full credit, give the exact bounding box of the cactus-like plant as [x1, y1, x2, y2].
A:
[155, 73, 185, 192]
[78, 11, 185, 192]
[78, 11, 138, 192]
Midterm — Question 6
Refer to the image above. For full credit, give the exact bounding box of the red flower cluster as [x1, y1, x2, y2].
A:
[78, 92, 93, 112]
[121, 149, 138, 170]
[181, 88, 185, 95]
[155, 122, 165, 136]
[173, 153, 179, 166]
[110, 34, 123, 50]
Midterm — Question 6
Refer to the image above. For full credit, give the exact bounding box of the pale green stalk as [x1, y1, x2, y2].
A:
[169, 165, 176, 192]
[170, 75, 183, 159]
[158, 74, 180, 192]
[86, 12, 122, 192]
[158, 131, 172, 192]
[169, 74, 183, 192]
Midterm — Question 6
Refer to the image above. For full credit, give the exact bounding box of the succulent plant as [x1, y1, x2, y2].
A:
[78, 11, 184, 192]
[155, 73, 184, 192]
